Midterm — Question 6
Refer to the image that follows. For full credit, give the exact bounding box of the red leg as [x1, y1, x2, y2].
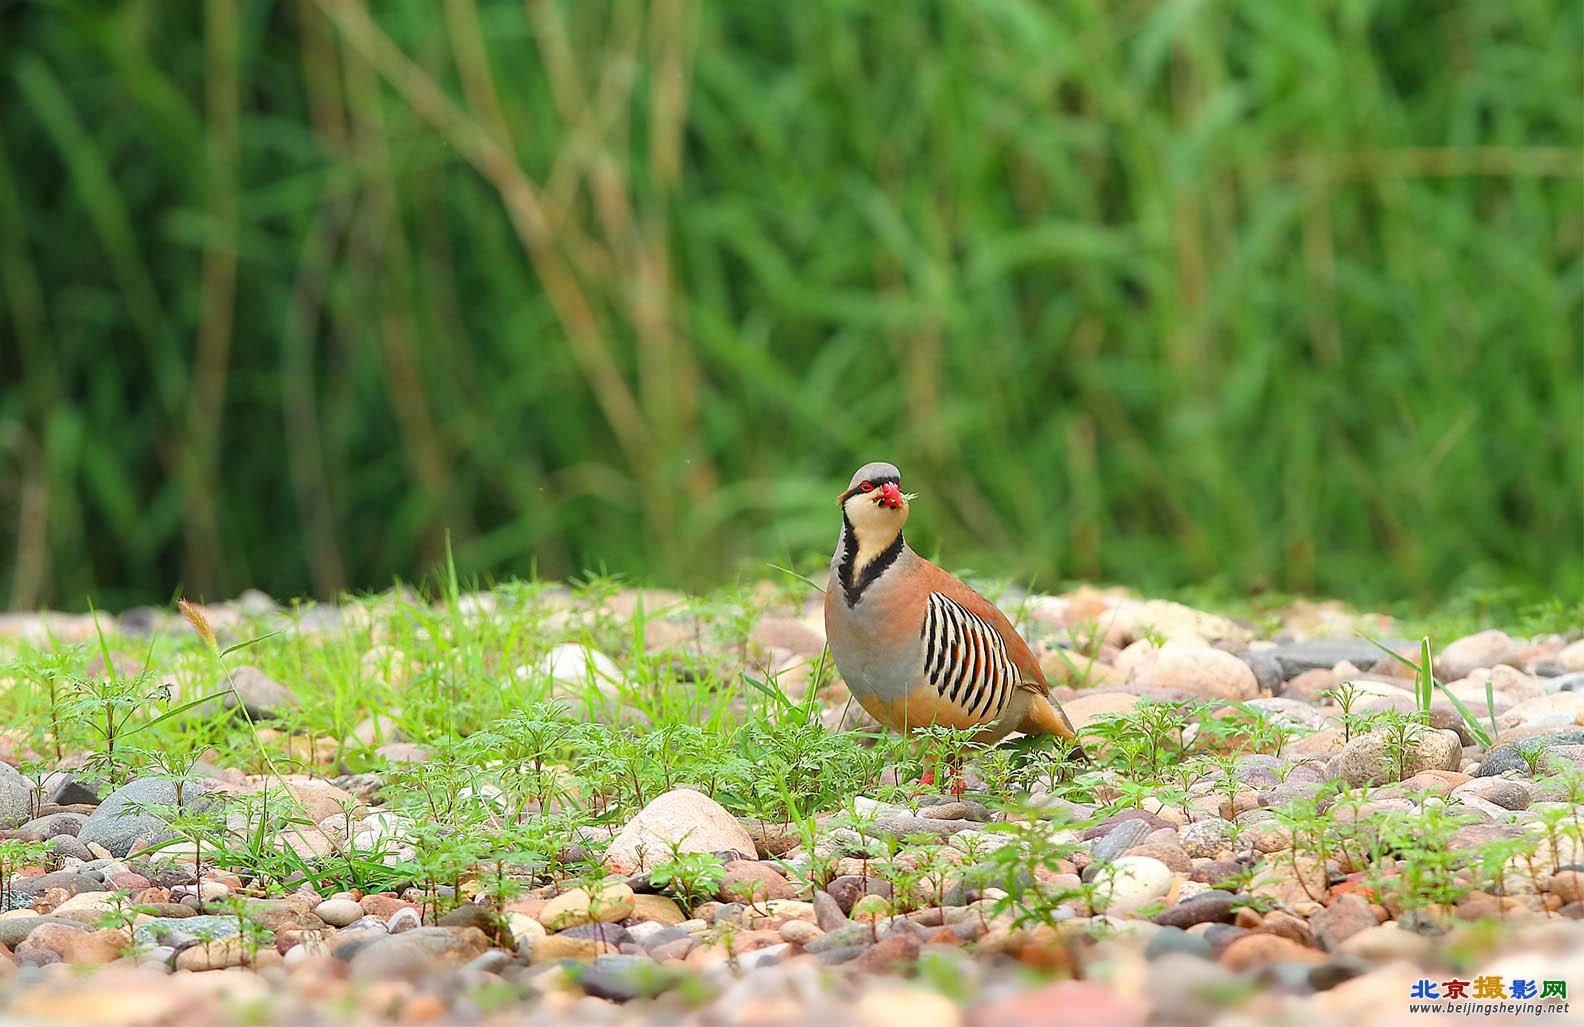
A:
[947, 758, 967, 798]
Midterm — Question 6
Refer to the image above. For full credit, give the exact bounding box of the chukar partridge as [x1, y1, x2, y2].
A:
[824, 461, 1084, 756]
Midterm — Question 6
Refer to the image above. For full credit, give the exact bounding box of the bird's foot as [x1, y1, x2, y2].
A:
[918, 762, 968, 799]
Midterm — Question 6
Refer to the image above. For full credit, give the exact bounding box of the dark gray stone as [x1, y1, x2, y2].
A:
[1309, 954, 1374, 991]
[44, 836, 94, 862]
[436, 903, 498, 932]
[1476, 731, 1584, 777]
[1239, 650, 1284, 695]
[461, 949, 513, 975]
[916, 795, 993, 822]
[1203, 923, 1252, 955]
[1267, 640, 1406, 679]
[77, 778, 221, 857]
[9, 870, 107, 897]
[44, 772, 103, 807]
[710, 902, 748, 924]
[1151, 891, 1237, 929]
[1145, 925, 1214, 961]
[580, 954, 674, 1002]
[117, 607, 163, 637]
[559, 922, 631, 947]
[1543, 672, 1584, 694]
[195, 666, 300, 721]
[1089, 817, 1152, 863]
[814, 943, 869, 965]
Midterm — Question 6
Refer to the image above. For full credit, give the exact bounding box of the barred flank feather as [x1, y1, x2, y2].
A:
[921, 592, 1018, 726]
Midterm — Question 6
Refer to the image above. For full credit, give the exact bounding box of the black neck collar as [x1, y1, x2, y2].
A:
[837, 516, 905, 607]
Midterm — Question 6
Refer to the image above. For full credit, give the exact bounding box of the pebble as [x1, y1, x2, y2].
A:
[0, 587, 1575, 1026]
[347, 926, 491, 979]
[1268, 640, 1401, 679]
[313, 898, 365, 927]
[779, 919, 822, 945]
[825, 876, 891, 915]
[132, 915, 243, 949]
[1436, 630, 1522, 680]
[1336, 726, 1462, 786]
[1145, 925, 1214, 961]
[1091, 857, 1173, 914]
[603, 789, 756, 873]
[0, 763, 32, 830]
[1179, 819, 1236, 858]
[1125, 645, 1259, 701]
[580, 953, 668, 1001]
[76, 779, 221, 858]
[1476, 730, 1584, 777]
[812, 891, 848, 931]
[718, 860, 796, 903]
[1089, 818, 1152, 862]
[1151, 890, 1236, 929]
[628, 893, 687, 926]
[1219, 932, 1324, 970]
[539, 882, 635, 931]
[1336, 924, 1435, 962]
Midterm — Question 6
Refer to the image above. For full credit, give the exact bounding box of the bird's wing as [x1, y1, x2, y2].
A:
[920, 563, 1051, 696]
[916, 588, 1032, 728]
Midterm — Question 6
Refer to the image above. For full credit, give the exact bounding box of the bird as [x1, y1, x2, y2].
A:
[823, 461, 1086, 776]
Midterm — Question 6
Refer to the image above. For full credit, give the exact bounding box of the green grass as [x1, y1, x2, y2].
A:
[0, 1, 1579, 610]
[1, 578, 1581, 960]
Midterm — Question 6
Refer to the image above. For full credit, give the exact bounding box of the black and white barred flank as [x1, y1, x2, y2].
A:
[920, 591, 1019, 722]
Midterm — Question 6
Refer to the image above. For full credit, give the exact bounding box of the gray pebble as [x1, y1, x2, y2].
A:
[1145, 925, 1214, 961]
[1089, 817, 1152, 862]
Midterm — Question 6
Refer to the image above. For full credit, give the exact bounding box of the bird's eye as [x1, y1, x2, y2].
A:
[859, 482, 874, 492]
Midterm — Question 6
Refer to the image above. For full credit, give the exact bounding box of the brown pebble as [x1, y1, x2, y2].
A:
[853, 933, 920, 974]
[649, 937, 694, 962]
[398, 995, 447, 1024]
[1220, 933, 1325, 971]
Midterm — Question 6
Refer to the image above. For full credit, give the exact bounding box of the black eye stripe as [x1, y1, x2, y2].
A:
[841, 475, 900, 502]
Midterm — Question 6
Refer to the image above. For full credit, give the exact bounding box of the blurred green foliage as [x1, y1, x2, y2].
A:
[1, 0, 1579, 611]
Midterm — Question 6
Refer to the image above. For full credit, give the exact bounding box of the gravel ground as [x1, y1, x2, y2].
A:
[0, 585, 1581, 1027]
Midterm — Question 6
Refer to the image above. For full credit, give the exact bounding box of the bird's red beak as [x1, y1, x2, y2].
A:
[878, 482, 905, 508]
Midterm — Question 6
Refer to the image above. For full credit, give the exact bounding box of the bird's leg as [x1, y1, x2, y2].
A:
[945, 757, 967, 799]
[920, 756, 967, 797]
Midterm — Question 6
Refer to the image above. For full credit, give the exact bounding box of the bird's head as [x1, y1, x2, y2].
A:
[838, 461, 916, 538]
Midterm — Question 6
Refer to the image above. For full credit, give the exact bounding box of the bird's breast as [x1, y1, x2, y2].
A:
[824, 576, 927, 703]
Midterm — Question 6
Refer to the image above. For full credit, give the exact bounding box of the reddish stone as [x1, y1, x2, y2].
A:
[717, 861, 797, 904]
[1081, 810, 1173, 841]
[361, 894, 420, 919]
[852, 933, 919, 974]
[968, 981, 1146, 1027]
